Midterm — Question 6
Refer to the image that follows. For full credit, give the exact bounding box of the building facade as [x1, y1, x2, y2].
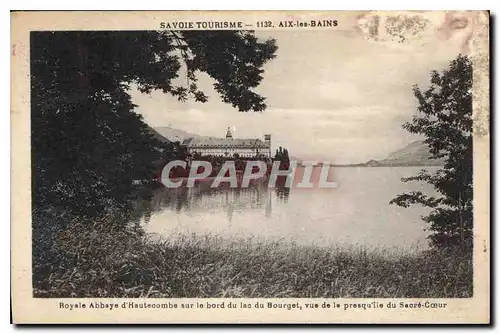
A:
[182, 127, 272, 158]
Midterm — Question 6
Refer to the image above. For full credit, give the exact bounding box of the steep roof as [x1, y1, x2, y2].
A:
[182, 137, 269, 149]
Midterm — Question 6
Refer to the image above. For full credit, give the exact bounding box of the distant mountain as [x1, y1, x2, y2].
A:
[153, 126, 200, 143]
[378, 140, 445, 166]
[146, 126, 171, 144]
[332, 141, 445, 167]
[365, 159, 382, 167]
[153, 126, 233, 144]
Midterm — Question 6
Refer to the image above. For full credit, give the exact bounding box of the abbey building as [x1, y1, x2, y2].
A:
[182, 127, 272, 158]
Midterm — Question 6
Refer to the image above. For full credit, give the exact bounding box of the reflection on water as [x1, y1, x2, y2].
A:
[131, 176, 289, 224]
[132, 167, 437, 250]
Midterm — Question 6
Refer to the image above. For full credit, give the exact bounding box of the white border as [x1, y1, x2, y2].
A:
[4, 2, 497, 333]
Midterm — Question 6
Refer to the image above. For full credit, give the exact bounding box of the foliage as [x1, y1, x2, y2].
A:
[31, 31, 278, 218]
[274, 146, 290, 162]
[33, 219, 472, 298]
[390, 55, 473, 248]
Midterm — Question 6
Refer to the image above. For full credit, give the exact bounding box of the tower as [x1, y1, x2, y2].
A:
[226, 127, 233, 139]
[264, 134, 271, 157]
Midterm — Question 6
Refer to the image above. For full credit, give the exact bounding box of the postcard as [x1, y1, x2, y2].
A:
[11, 10, 490, 324]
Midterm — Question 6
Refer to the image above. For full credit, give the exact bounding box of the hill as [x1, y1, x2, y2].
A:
[378, 140, 445, 166]
[146, 126, 172, 144]
[332, 141, 446, 167]
[153, 126, 200, 143]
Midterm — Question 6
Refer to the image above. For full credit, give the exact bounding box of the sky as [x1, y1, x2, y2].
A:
[131, 12, 473, 164]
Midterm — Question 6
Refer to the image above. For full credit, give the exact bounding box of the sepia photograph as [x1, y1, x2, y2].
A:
[11, 10, 490, 323]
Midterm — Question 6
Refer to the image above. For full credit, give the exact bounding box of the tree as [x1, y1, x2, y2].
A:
[31, 31, 278, 217]
[274, 146, 290, 162]
[390, 55, 473, 248]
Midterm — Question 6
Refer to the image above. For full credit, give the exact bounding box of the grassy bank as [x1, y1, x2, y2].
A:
[33, 218, 472, 298]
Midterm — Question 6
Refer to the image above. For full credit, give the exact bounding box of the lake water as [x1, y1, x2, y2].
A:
[134, 167, 439, 250]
